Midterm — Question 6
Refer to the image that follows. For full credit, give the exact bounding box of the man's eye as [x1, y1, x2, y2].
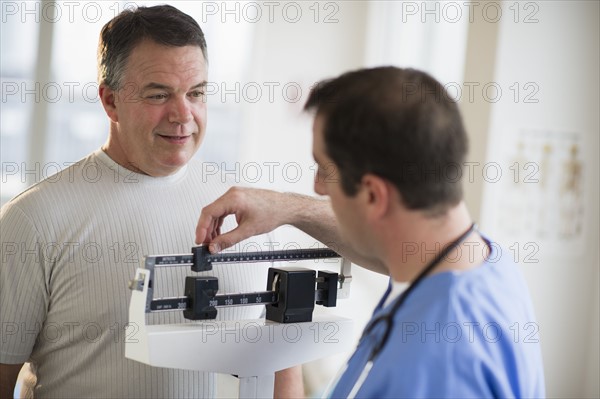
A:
[189, 91, 204, 97]
[147, 93, 168, 100]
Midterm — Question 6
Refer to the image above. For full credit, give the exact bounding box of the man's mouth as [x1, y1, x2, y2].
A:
[158, 134, 191, 144]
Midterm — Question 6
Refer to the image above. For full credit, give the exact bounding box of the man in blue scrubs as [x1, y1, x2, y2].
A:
[195, 67, 546, 398]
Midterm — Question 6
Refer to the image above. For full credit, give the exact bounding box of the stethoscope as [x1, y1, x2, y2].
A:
[325, 222, 478, 399]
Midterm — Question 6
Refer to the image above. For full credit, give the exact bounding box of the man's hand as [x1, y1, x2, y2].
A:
[195, 186, 387, 274]
[195, 187, 292, 252]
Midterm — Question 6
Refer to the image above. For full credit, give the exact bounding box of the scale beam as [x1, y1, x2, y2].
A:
[193, 247, 342, 271]
[130, 246, 352, 321]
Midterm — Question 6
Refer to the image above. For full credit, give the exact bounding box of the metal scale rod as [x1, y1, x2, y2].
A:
[150, 291, 278, 312]
[148, 246, 341, 272]
[191, 247, 341, 272]
[202, 247, 341, 265]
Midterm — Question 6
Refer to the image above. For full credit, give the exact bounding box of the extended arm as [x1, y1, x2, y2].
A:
[195, 187, 387, 275]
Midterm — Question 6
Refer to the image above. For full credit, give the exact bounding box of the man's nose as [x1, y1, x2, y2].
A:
[168, 97, 193, 124]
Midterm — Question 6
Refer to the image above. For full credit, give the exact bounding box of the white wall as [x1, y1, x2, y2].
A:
[237, 2, 368, 193]
[479, 1, 600, 397]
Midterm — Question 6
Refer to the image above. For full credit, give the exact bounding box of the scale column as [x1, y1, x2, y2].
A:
[238, 375, 275, 399]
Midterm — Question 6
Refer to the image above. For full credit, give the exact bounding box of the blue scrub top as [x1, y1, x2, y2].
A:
[328, 240, 545, 398]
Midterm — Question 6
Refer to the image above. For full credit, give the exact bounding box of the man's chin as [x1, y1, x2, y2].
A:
[154, 156, 192, 176]
[143, 148, 197, 176]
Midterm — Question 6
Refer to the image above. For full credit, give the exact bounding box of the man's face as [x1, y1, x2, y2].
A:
[312, 114, 368, 251]
[104, 40, 208, 176]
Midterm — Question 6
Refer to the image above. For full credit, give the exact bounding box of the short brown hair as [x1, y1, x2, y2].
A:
[98, 5, 207, 90]
[305, 67, 468, 215]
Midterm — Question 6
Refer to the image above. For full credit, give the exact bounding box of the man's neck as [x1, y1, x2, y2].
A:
[383, 202, 489, 283]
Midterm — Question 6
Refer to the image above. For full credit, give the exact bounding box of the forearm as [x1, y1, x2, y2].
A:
[282, 193, 387, 275]
[274, 366, 304, 398]
[196, 188, 387, 274]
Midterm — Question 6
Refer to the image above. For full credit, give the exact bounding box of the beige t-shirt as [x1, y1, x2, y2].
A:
[1, 150, 271, 398]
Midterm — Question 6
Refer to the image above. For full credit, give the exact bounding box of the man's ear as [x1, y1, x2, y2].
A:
[99, 84, 119, 123]
[361, 174, 391, 221]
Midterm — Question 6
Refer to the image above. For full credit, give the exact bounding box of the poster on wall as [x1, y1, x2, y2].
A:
[487, 128, 585, 259]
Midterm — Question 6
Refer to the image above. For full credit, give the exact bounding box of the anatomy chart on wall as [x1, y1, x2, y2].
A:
[489, 128, 585, 256]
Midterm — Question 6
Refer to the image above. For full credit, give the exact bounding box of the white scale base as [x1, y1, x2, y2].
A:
[126, 268, 354, 398]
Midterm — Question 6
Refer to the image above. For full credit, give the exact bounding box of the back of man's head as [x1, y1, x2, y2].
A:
[97, 5, 207, 90]
[304, 67, 468, 216]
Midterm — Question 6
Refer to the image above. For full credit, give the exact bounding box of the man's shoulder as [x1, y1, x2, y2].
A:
[2, 152, 100, 211]
[396, 237, 540, 343]
[377, 237, 544, 398]
[459, 239, 533, 305]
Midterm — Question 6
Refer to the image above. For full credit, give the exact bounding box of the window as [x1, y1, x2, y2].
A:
[1, 0, 40, 203]
[365, 1, 469, 87]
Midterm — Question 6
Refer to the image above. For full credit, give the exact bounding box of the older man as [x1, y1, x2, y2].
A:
[0, 5, 300, 398]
